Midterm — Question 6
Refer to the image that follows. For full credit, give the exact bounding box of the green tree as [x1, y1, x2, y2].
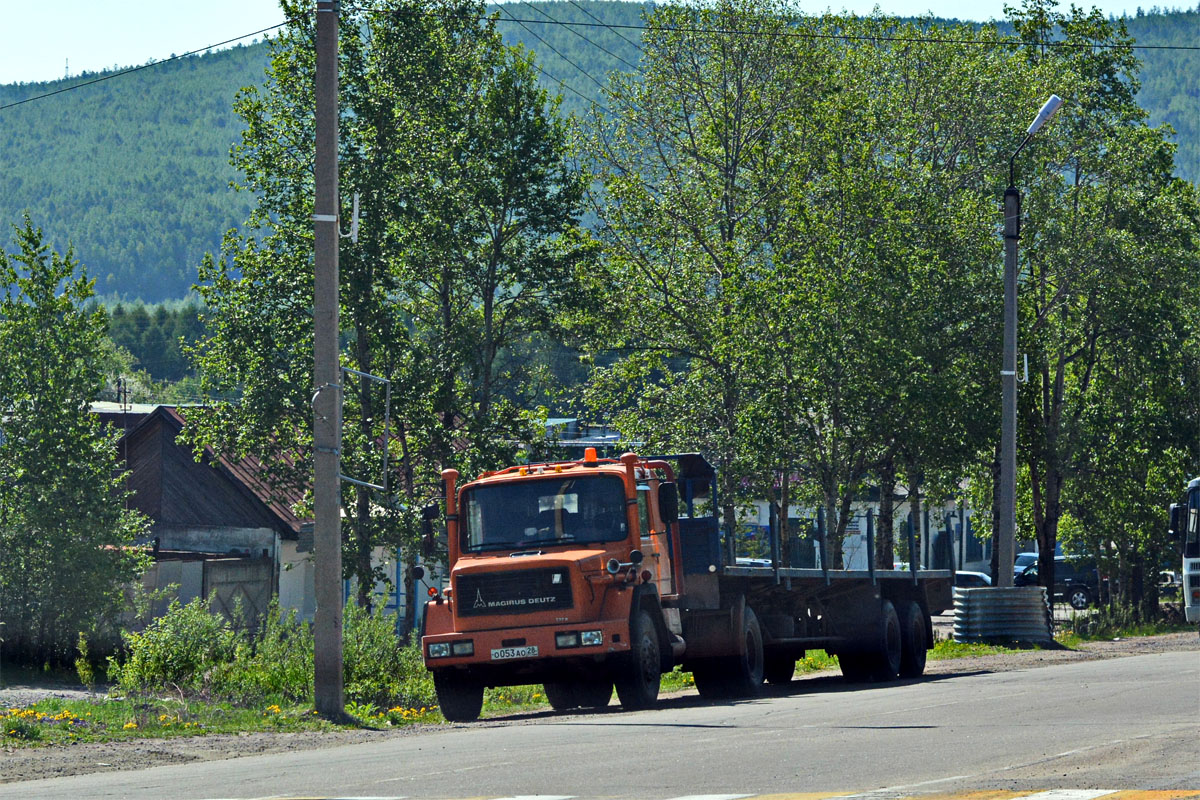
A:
[1010, 0, 1200, 596]
[189, 0, 588, 608]
[580, 0, 829, 555]
[0, 218, 148, 665]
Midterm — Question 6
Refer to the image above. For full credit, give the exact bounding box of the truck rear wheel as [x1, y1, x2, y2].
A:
[691, 606, 765, 698]
[434, 671, 483, 722]
[726, 605, 765, 697]
[615, 609, 661, 710]
[898, 600, 928, 678]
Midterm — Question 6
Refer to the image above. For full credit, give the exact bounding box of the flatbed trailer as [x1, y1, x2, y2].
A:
[420, 451, 954, 720]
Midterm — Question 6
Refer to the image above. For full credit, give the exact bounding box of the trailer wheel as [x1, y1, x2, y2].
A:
[837, 652, 874, 683]
[615, 609, 661, 710]
[898, 600, 928, 678]
[434, 671, 483, 722]
[543, 682, 580, 711]
[872, 599, 903, 682]
[764, 654, 796, 685]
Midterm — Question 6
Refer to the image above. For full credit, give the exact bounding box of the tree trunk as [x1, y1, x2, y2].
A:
[780, 471, 792, 568]
[908, 467, 923, 568]
[876, 454, 896, 570]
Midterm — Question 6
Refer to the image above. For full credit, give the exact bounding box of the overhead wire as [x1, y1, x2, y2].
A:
[0, 22, 291, 113]
[514, 1, 640, 72]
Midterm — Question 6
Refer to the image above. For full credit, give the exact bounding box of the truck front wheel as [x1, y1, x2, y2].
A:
[434, 671, 484, 722]
[615, 609, 661, 710]
[543, 681, 581, 711]
[544, 679, 612, 711]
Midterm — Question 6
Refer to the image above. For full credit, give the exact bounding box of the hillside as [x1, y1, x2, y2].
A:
[0, 2, 1195, 302]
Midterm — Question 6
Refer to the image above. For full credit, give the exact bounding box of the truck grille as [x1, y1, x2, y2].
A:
[456, 568, 573, 617]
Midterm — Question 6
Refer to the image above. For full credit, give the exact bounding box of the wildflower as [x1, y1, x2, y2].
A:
[123, 721, 138, 730]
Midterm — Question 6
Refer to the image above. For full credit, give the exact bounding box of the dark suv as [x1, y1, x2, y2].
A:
[1015, 556, 1103, 610]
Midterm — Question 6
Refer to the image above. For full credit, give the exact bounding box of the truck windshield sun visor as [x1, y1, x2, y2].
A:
[462, 475, 629, 553]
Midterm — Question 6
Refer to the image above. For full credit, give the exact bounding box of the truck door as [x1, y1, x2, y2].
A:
[637, 483, 673, 595]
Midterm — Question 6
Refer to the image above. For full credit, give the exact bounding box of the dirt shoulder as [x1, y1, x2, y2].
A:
[2, 631, 1197, 784]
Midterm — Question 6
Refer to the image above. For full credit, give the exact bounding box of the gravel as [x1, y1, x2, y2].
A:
[2, 631, 1197, 784]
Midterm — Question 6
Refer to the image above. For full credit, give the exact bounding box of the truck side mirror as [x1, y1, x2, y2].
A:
[421, 502, 441, 521]
[1169, 504, 1181, 540]
[411, 565, 425, 581]
[657, 482, 679, 524]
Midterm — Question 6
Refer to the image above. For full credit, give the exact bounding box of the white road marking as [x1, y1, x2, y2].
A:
[1017, 793, 1120, 800]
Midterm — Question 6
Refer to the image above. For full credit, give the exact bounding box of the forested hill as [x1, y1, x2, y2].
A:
[0, 2, 1196, 302]
[0, 44, 266, 301]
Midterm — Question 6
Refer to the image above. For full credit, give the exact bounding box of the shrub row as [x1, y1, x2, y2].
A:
[107, 598, 436, 710]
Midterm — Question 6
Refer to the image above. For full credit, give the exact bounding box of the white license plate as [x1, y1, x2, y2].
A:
[491, 645, 538, 660]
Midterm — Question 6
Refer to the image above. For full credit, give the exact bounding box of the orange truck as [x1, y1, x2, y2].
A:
[419, 449, 953, 721]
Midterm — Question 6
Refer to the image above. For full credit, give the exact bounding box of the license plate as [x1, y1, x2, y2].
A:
[491, 645, 538, 660]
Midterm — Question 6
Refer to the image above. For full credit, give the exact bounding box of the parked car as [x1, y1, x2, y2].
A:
[1015, 556, 1103, 610]
[954, 570, 992, 588]
[1013, 551, 1039, 579]
[1159, 570, 1181, 599]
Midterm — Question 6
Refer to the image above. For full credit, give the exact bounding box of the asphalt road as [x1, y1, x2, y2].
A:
[5, 650, 1198, 800]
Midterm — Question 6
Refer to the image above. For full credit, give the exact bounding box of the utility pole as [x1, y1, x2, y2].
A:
[998, 183, 1018, 588]
[312, 0, 343, 718]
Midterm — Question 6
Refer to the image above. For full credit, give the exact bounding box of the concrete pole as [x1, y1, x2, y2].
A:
[997, 186, 1020, 588]
[313, 0, 344, 718]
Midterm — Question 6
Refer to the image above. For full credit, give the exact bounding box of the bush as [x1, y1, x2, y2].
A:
[109, 596, 436, 710]
[109, 598, 239, 695]
[208, 602, 314, 705]
[344, 603, 436, 710]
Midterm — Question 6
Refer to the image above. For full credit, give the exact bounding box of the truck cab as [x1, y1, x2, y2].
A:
[1168, 477, 1200, 624]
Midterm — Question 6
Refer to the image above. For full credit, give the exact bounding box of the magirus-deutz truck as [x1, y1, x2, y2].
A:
[420, 449, 953, 721]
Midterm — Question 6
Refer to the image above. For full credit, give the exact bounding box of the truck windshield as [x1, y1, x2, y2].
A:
[461, 475, 629, 552]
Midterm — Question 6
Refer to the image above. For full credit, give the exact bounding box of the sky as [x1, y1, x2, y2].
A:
[0, 0, 1156, 86]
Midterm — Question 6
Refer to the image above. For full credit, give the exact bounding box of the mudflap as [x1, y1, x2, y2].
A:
[821, 583, 886, 655]
[680, 593, 746, 661]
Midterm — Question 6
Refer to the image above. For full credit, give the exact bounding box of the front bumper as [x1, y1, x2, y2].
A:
[422, 618, 631, 681]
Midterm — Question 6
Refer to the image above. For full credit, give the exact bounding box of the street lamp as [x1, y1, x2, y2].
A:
[998, 94, 1063, 588]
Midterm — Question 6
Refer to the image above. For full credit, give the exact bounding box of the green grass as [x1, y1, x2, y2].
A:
[0, 696, 343, 746]
[927, 639, 1018, 659]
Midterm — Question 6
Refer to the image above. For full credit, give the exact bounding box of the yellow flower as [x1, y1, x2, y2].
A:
[123, 721, 138, 730]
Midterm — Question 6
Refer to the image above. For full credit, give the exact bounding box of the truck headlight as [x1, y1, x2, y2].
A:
[428, 642, 450, 658]
[451, 640, 474, 656]
[580, 630, 603, 646]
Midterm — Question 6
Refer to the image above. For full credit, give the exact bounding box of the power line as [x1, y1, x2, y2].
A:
[565, 0, 643, 52]
[495, 6, 611, 95]
[516, 1, 640, 72]
[0, 22, 290, 113]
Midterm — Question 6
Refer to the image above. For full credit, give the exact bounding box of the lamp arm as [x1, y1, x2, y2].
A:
[1008, 132, 1034, 189]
